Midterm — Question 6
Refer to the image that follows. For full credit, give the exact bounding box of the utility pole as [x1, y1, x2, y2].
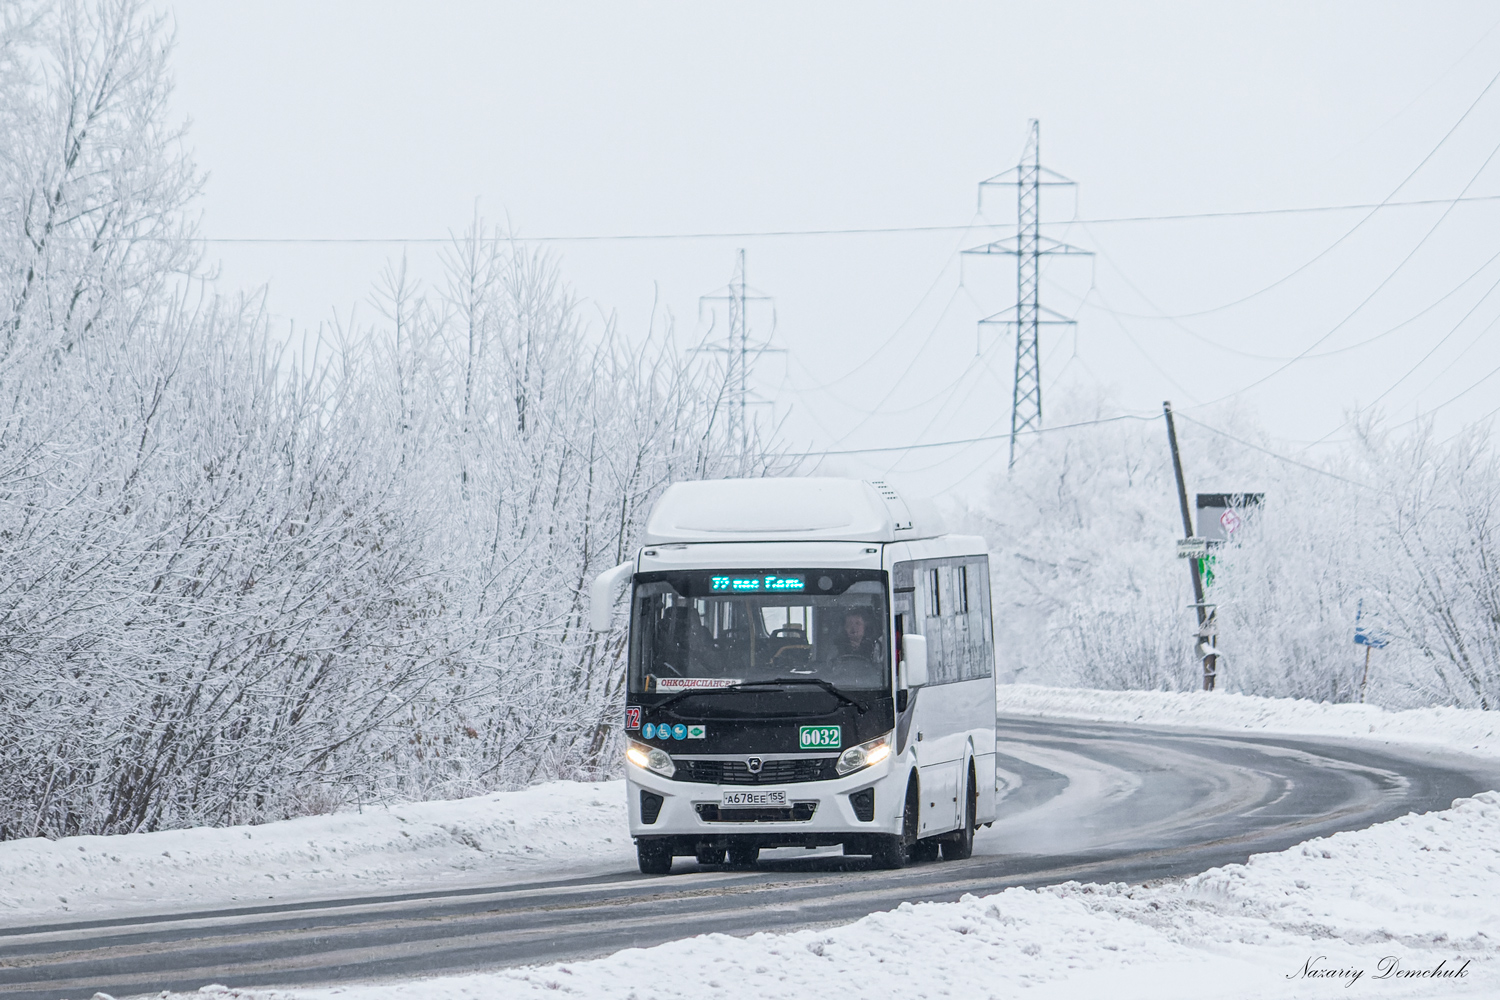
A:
[964, 120, 1091, 468]
[1164, 401, 1217, 691]
[696, 249, 782, 461]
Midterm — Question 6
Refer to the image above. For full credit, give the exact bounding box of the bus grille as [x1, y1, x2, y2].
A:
[673, 757, 837, 785]
[695, 802, 818, 823]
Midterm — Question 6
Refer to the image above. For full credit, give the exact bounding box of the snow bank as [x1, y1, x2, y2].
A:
[6, 685, 1499, 931]
[998, 683, 1500, 758]
[0, 781, 631, 925]
[183, 791, 1500, 1000]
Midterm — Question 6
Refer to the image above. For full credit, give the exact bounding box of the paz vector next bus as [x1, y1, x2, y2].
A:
[590, 477, 997, 874]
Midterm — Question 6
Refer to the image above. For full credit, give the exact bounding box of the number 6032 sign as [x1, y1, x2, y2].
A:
[798, 725, 840, 749]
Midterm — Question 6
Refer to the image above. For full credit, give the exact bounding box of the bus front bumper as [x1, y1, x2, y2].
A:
[626, 755, 909, 848]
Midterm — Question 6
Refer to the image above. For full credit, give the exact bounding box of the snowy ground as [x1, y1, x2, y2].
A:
[996, 683, 1500, 757]
[0, 782, 633, 926]
[179, 792, 1500, 1000]
[7, 686, 1500, 998]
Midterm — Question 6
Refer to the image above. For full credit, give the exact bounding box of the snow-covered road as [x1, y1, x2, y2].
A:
[6, 690, 1499, 1000]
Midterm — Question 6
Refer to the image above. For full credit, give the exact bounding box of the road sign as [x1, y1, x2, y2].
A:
[1197, 492, 1263, 542]
[1353, 599, 1389, 648]
[1177, 537, 1209, 558]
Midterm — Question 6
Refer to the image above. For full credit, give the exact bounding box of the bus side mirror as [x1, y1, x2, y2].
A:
[590, 561, 635, 631]
[901, 634, 928, 689]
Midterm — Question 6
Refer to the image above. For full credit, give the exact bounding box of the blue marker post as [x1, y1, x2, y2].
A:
[1354, 599, 1390, 703]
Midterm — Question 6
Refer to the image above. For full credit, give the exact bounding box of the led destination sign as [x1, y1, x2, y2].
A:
[710, 574, 805, 593]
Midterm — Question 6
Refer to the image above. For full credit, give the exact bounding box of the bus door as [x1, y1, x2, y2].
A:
[897, 562, 962, 838]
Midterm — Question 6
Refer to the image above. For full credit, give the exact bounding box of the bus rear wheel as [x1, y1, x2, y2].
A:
[637, 839, 673, 875]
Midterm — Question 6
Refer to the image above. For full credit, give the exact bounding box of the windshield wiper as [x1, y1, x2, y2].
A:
[654, 678, 869, 715]
[763, 677, 869, 713]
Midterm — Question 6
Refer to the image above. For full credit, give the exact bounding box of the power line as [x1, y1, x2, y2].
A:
[1061, 239, 1500, 362]
[1079, 191, 1496, 323]
[1068, 194, 1500, 227]
[1074, 268, 1200, 400]
[1404, 308, 1500, 400]
[1364, 269, 1500, 407]
[783, 280, 984, 454]
[784, 411, 1157, 459]
[1298, 336, 1500, 450]
[790, 403, 1385, 491]
[40, 195, 1500, 247]
[884, 410, 1012, 477]
[1058, 62, 1500, 326]
[1177, 414, 1377, 491]
[1446, 396, 1500, 444]
[1380, 351, 1500, 432]
[792, 296, 978, 422]
[785, 281, 968, 414]
[788, 221, 981, 394]
[1194, 127, 1500, 410]
[885, 345, 1011, 471]
[1317, 12, 1500, 167]
[1182, 59, 1500, 405]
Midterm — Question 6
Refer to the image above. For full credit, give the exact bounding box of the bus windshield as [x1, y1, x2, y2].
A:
[629, 569, 889, 695]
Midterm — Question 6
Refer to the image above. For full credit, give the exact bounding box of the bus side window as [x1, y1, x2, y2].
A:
[971, 559, 993, 679]
[926, 568, 941, 617]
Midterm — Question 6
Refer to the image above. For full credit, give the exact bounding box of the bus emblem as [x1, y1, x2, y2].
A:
[746, 757, 763, 774]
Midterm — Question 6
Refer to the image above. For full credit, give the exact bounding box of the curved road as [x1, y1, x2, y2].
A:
[5, 716, 1499, 1000]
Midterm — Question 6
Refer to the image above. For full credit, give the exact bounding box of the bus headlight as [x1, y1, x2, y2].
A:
[836, 732, 893, 776]
[626, 740, 676, 778]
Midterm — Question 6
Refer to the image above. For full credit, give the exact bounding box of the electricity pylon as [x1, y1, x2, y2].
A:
[964, 120, 1091, 468]
[696, 249, 782, 460]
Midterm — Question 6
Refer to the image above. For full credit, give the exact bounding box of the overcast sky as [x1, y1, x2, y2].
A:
[167, 1, 1500, 498]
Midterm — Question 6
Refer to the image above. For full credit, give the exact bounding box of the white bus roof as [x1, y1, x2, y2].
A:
[641, 478, 946, 545]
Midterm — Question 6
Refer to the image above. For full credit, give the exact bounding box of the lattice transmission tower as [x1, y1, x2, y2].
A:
[964, 120, 1091, 468]
[695, 249, 782, 461]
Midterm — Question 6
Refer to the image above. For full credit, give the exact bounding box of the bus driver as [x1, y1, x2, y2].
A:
[835, 608, 880, 661]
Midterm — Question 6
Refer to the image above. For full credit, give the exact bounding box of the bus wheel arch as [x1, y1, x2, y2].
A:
[869, 769, 920, 869]
[909, 764, 943, 862]
[940, 758, 978, 861]
[903, 768, 921, 844]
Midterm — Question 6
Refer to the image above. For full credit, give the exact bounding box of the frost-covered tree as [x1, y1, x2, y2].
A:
[959, 395, 1500, 712]
[0, 1, 776, 840]
[0, 0, 198, 353]
[1362, 424, 1500, 709]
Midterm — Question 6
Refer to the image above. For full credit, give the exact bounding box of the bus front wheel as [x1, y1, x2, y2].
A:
[637, 838, 673, 875]
[870, 776, 920, 870]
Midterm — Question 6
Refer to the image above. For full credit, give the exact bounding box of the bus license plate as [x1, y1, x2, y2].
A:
[721, 789, 787, 807]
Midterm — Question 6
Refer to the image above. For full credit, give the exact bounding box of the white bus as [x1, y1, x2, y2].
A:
[591, 477, 997, 874]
